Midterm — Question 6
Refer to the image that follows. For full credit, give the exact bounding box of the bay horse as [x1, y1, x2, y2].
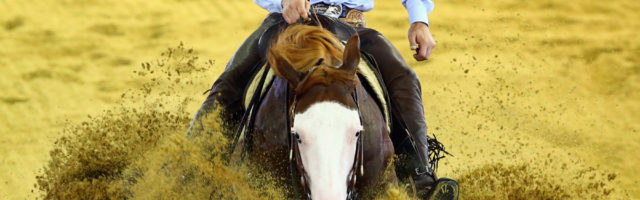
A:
[247, 25, 396, 199]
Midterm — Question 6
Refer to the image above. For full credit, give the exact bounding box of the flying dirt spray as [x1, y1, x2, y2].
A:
[35, 44, 622, 199]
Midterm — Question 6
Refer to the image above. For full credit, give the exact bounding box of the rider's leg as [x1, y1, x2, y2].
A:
[357, 27, 432, 180]
[357, 28, 458, 199]
[187, 13, 283, 135]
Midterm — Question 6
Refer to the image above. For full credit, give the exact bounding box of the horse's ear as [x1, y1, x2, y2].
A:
[268, 50, 304, 87]
[341, 34, 360, 75]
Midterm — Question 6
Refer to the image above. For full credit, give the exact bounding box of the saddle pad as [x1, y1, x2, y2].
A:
[355, 59, 391, 132]
[243, 64, 275, 110]
[243, 59, 391, 132]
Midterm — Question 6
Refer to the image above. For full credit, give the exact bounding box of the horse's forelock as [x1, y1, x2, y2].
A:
[268, 25, 359, 98]
[269, 25, 344, 74]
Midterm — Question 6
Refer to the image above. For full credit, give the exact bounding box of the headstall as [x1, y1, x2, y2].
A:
[287, 68, 365, 199]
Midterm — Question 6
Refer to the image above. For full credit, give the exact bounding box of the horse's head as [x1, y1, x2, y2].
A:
[268, 25, 363, 199]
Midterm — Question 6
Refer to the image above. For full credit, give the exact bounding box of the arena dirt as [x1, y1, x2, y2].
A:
[1, 0, 638, 199]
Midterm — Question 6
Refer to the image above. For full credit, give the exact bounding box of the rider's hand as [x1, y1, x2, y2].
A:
[408, 22, 436, 61]
[282, 0, 311, 24]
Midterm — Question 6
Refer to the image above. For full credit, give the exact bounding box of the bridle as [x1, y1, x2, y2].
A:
[287, 67, 365, 200]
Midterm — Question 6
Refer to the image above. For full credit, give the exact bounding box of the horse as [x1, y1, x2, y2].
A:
[245, 25, 396, 199]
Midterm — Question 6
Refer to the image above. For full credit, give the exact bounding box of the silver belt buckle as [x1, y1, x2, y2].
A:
[313, 4, 342, 19]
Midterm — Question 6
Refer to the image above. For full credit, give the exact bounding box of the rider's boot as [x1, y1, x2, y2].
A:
[357, 28, 459, 200]
[187, 13, 283, 135]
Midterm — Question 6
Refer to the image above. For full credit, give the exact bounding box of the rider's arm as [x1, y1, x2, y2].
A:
[402, 0, 434, 26]
[254, 0, 283, 13]
[403, 0, 435, 61]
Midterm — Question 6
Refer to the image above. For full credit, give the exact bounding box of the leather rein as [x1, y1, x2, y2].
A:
[287, 68, 365, 200]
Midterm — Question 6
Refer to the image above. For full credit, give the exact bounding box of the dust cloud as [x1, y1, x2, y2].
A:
[35, 45, 287, 199]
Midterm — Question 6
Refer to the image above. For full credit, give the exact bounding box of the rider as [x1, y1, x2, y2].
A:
[189, 0, 459, 199]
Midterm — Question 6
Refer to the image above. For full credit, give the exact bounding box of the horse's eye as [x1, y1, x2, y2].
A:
[355, 131, 360, 137]
[315, 58, 324, 66]
[294, 133, 302, 143]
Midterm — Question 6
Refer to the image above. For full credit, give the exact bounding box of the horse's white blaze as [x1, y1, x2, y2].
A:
[293, 101, 362, 200]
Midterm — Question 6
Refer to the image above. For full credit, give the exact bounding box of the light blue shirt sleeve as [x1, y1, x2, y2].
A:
[402, 0, 434, 25]
[254, 0, 434, 25]
[254, 0, 282, 13]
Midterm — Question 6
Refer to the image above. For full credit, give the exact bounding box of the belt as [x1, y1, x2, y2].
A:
[310, 3, 366, 28]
